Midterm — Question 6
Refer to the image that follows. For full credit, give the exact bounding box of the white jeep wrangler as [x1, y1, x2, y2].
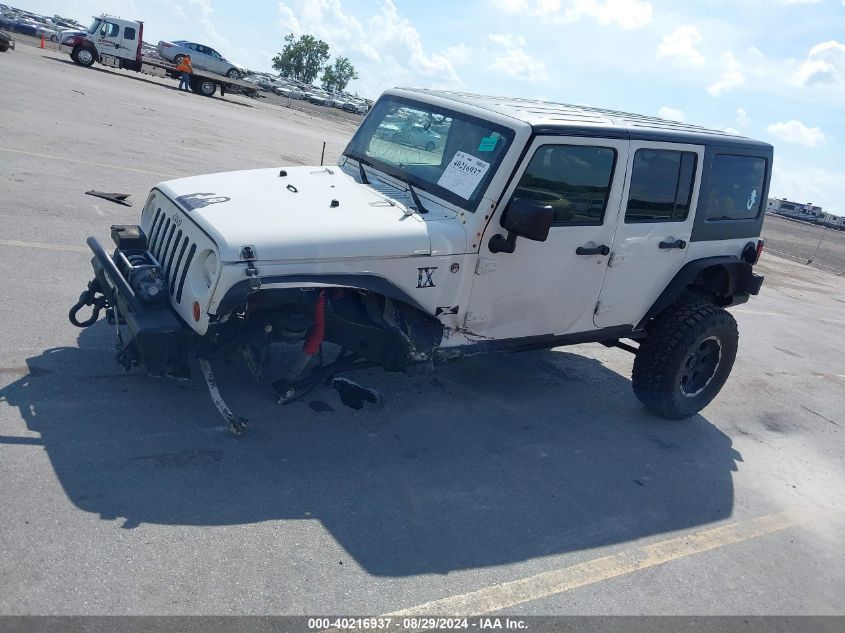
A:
[70, 89, 769, 432]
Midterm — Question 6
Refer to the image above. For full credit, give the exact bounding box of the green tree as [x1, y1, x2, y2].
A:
[321, 56, 359, 93]
[271, 34, 330, 84]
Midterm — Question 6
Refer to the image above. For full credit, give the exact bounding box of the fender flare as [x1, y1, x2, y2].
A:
[637, 256, 760, 330]
[213, 273, 429, 317]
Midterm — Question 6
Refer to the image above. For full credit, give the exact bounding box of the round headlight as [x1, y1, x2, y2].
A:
[202, 251, 218, 287]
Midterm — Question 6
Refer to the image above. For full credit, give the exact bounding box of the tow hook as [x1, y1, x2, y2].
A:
[68, 278, 109, 328]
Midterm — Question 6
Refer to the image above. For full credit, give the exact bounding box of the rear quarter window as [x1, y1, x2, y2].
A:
[701, 155, 767, 221]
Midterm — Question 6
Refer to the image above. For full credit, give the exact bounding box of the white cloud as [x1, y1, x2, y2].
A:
[656, 25, 704, 68]
[657, 106, 685, 122]
[187, 0, 230, 50]
[444, 43, 473, 67]
[489, 0, 653, 30]
[707, 52, 745, 96]
[488, 33, 550, 81]
[795, 41, 845, 86]
[766, 119, 828, 147]
[276, 0, 462, 94]
[735, 107, 750, 127]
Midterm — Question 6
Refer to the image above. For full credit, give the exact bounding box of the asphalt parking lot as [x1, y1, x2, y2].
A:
[1, 43, 844, 616]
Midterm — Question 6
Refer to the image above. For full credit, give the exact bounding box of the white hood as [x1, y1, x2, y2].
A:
[157, 167, 447, 262]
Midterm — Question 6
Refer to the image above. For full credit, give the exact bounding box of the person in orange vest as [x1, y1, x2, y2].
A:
[176, 55, 193, 91]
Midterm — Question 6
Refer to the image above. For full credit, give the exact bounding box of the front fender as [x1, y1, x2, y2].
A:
[213, 273, 429, 318]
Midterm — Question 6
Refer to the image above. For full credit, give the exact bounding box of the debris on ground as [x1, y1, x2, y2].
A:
[329, 377, 379, 410]
[85, 190, 132, 206]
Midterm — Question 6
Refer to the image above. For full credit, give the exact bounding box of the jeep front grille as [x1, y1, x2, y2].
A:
[146, 207, 197, 304]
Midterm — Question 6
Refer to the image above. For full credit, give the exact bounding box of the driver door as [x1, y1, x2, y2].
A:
[466, 136, 629, 340]
[96, 20, 135, 61]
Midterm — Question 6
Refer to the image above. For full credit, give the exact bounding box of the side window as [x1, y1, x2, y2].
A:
[124, 27, 136, 40]
[625, 149, 697, 223]
[197, 45, 209, 55]
[101, 22, 119, 37]
[702, 155, 767, 221]
[512, 145, 617, 226]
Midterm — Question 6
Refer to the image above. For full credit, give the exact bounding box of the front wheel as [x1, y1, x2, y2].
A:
[632, 301, 738, 420]
[72, 46, 95, 67]
[226, 68, 241, 79]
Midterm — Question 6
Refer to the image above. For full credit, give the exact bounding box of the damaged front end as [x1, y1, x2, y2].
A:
[69, 224, 443, 433]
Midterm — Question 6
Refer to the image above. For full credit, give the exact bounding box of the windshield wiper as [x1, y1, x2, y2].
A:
[348, 152, 427, 214]
[407, 182, 429, 214]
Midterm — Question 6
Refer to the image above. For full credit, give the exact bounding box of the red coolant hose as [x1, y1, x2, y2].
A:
[303, 291, 326, 355]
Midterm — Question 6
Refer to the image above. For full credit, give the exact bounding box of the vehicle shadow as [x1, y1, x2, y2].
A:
[41, 56, 254, 106]
[0, 322, 741, 577]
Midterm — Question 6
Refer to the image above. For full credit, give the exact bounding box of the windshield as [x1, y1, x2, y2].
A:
[343, 95, 515, 212]
[87, 18, 101, 34]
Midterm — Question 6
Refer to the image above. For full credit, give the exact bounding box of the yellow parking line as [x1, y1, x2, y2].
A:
[0, 146, 173, 178]
[386, 508, 823, 616]
[0, 239, 88, 253]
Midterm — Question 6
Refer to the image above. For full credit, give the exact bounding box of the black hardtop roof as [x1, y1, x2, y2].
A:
[403, 88, 772, 151]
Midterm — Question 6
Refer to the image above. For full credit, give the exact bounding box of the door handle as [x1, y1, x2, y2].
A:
[576, 244, 610, 256]
[659, 239, 687, 250]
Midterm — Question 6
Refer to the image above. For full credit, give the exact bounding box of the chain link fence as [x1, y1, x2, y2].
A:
[761, 213, 845, 274]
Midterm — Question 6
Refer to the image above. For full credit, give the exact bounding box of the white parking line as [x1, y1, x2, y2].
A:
[385, 508, 824, 616]
[0, 146, 173, 178]
[0, 239, 88, 253]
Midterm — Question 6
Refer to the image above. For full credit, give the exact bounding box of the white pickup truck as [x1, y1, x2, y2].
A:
[70, 89, 769, 433]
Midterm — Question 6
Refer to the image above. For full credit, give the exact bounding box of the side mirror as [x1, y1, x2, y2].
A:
[489, 198, 554, 254]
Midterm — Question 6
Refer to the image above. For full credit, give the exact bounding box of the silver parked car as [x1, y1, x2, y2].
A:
[156, 40, 243, 79]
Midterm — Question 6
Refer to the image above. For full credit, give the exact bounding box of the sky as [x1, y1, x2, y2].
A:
[18, 0, 845, 214]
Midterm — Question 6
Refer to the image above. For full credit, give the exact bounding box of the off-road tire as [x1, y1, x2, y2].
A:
[632, 301, 738, 420]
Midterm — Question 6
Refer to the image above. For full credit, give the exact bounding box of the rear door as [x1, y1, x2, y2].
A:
[594, 141, 704, 328]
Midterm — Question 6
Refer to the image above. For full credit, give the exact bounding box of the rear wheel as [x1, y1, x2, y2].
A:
[72, 46, 95, 67]
[173, 54, 185, 65]
[190, 76, 217, 97]
[424, 141, 435, 151]
[632, 301, 738, 419]
[226, 67, 241, 79]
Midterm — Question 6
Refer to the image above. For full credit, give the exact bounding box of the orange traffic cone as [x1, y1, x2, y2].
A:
[40, 35, 45, 48]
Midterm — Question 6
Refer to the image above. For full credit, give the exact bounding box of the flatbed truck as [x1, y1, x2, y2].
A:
[61, 15, 257, 98]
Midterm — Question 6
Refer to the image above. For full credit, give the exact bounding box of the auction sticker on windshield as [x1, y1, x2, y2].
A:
[437, 151, 490, 200]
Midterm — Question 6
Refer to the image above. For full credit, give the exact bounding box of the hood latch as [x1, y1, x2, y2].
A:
[241, 245, 261, 289]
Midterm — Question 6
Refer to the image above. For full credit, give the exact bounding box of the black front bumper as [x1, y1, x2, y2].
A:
[85, 234, 192, 377]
